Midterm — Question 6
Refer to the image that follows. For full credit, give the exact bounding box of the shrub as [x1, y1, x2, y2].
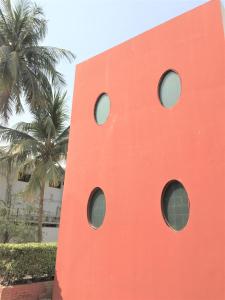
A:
[0, 243, 57, 285]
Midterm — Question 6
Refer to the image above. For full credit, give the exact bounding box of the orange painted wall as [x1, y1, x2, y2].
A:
[53, 1, 225, 299]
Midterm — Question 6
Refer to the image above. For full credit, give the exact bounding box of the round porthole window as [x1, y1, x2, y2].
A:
[158, 70, 181, 108]
[94, 93, 110, 125]
[161, 180, 189, 231]
[87, 187, 106, 229]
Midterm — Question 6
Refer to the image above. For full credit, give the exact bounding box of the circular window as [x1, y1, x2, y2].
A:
[94, 93, 110, 125]
[87, 187, 106, 229]
[161, 180, 189, 231]
[158, 70, 181, 108]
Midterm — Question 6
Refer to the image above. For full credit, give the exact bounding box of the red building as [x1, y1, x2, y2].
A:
[53, 1, 225, 299]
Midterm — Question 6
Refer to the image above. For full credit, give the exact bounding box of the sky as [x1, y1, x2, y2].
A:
[9, 0, 225, 126]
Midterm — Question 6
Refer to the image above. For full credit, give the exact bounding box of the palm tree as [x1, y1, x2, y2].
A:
[0, 89, 69, 241]
[0, 0, 74, 121]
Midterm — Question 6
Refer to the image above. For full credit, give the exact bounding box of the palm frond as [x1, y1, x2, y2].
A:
[0, 124, 37, 143]
[23, 161, 45, 198]
[15, 121, 33, 132]
[45, 161, 64, 186]
[55, 126, 70, 143]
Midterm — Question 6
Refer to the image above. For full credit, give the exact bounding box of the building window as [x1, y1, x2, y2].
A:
[49, 181, 61, 189]
[18, 172, 31, 182]
[161, 180, 189, 231]
[87, 187, 106, 229]
[158, 70, 181, 108]
[94, 93, 110, 125]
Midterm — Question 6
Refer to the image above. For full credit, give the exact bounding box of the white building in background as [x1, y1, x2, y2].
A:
[0, 172, 63, 242]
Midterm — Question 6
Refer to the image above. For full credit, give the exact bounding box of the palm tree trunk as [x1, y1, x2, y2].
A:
[37, 181, 45, 242]
[3, 166, 12, 243]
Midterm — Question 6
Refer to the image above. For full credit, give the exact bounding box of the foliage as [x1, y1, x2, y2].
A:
[0, 88, 69, 196]
[0, 88, 69, 241]
[0, 0, 75, 121]
[0, 242, 57, 285]
[0, 196, 37, 243]
[0, 147, 37, 243]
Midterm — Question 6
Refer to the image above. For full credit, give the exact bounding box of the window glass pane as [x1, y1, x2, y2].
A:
[88, 188, 106, 229]
[159, 71, 181, 108]
[162, 180, 189, 231]
[94, 93, 110, 125]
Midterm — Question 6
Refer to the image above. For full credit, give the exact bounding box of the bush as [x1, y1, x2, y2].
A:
[0, 243, 57, 285]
